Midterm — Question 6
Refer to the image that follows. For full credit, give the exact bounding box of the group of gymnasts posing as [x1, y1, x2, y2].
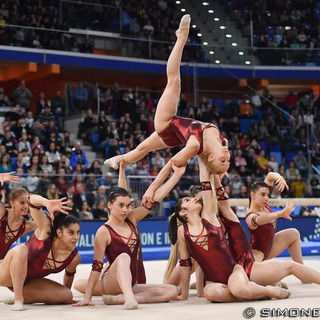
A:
[1, 14, 320, 311]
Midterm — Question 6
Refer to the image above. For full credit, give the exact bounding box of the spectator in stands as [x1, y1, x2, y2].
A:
[310, 177, 320, 197]
[234, 149, 247, 167]
[299, 206, 316, 216]
[73, 182, 94, 211]
[94, 185, 107, 207]
[8, 167, 25, 189]
[45, 142, 61, 166]
[87, 159, 102, 176]
[268, 155, 279, 172]
[229, 171, 243, 197]
[50, 90, 65, 130]
[291, 174, 308, 198]
[0, 153, 12, 174]
[239, 95, 254, 117]
[36, 92, 49, 116]
[250, 91, 262, 108]
[70, 141, 88, 169]
[38, 105, 55, 124]
[226, 98, 239, 117]
[78, 108, 98, 141]
[25, 168, 39, 192]
[79, 201, 93, 220]
[227, 116, 241, 136]
[12, 152, 27, 173]
[38, 169, 52, 197]
[86, 173, 98, 193]
[293, 150, 309, 176]
[74, 82, 88, 111]
[284, 88, 299, 108]
[40, 154, 53, 174]
[54, 168, 69, 195]
[0, 87, 10, 106]
[257, 150, 270, 171]
[92, 199, 108, 220]
[285, 160, 300, 182]
[98, 172, 115, 188]
[1, 131, 18, 158]
[0, 93, 7, 106]
[151, 150, 165, 169]
[66, 198, 80, 218]
[11, 81, 33, 110]
[46, 183, 60, 200]
[245, 148, 258, 175]
[246, 139, 261, 154]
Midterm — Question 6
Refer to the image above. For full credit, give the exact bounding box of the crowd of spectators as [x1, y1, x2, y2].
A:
[228, 0, 320, 65]
[0, 0, 201, 61]
[0, 79, 319, 219]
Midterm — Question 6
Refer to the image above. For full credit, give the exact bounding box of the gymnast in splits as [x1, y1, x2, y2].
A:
[105, 14, 230, 203]
[246, 172, 303, 263]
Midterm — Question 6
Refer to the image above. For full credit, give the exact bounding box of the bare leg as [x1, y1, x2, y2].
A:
[22, 279, 72, 304]
[252, 249, 265, 262]
[251, 260, 320, 285]
[74, 278, 102, 296]
[103, 284, 177, 304]
[101, 253, 138, 309]
[204, 282, 239, 302]
[266, 229, 303, 264]
[228, 265, 290, 300]
[154, 14, 191, 133]
[104, 132, 168, 170]
[0, 245, 29, 311]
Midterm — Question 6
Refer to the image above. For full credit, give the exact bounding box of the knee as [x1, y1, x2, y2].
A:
[229, 284, 251, 300]
[167, 77, 181, 90]
[117, 253, 131, 266]
[12, 245, 29, 261]
[292, 228, 301, 241]
[165, 285, 178, 301]
[204, 285, 228, 302]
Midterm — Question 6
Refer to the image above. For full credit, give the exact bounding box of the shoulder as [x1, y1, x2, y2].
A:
[177, 225, 185, 239]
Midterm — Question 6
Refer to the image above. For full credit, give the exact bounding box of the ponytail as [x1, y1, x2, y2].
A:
[49, 211, 80, 237]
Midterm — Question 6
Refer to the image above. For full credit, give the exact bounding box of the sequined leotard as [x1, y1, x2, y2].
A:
[247, 204, 276, 259]
[219, 216, 254, 279]
[0, 210, 26, 259]
[183, 218, 236, 284]
[104, 218, 141, 286]
[25, 234, 78, 283]
[158, 116, 226, 154]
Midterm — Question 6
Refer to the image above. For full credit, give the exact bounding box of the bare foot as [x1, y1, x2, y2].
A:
[104, 155, 122, 170]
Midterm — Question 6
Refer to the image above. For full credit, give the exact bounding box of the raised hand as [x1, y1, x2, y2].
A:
[141, 189, 155, 208]
[274, 176, 289, 193]
[0, 172, 20, 186]
[280, 202, 295, 221]
[46, 197, 71, 220]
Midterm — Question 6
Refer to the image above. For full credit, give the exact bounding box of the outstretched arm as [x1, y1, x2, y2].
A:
[118, 157, 127, 190]
[264, 172, 288, 192]
[129, 161, 186, 224]
[0, 172, 20, 218]
[28, 195, 71, 238]
[142, 141, 198, 206]
[246, 202, 295, 230]
[213, 175, 239, 222]
[197, 155, 218, 224]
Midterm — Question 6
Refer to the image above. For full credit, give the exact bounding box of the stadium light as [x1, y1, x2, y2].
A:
[245, 61, 251, 64]
[232, 43, 237, 46]
[181, 8, 186, 12]
[214, 18, 220, 21]
[215, 60, 221, 64]
[226, 34, 232, 38]
[209, 51, 214, 54]
[197, 33, 202, 37]
[208, 10, 214, 13]
[239, 52, 244, 55]
[220, 26, 226, 29]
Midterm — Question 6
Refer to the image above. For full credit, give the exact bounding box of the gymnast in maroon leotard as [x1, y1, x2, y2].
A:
[183, 218, 236, 284]
[158, 116, 227, 154]
[0, 194, 79, 311]
[104, 15, 230, 210]
[246, 205, 276, 259]
[246, 172, 303, 264]
[0, 184, 36, 260]
[74, 161, 184, 310]
[25, 231, 78, 283]
[103, 218, 141, 286]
